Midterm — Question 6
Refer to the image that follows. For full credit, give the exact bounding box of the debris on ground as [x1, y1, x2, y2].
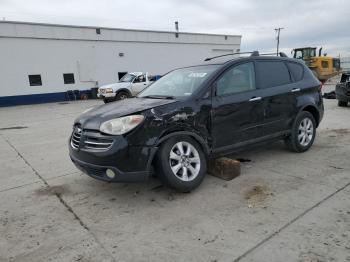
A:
[323, 91, 336, 99]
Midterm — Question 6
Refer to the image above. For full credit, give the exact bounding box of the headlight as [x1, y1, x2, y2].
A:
[100, 115, 144, 135]
[105, 88, 113, 93]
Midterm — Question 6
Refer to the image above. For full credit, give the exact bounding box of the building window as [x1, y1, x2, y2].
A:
[96, 28, 101, 34]
[28, 75, 42, 86]
[118, 72, 128, 80]
[63, 73, 75, 84]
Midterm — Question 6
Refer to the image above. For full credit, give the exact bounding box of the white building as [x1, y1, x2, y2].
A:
[0, 21, 241, 106]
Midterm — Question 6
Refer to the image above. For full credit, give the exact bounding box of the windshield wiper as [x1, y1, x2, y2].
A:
[142, 95, 175, 100]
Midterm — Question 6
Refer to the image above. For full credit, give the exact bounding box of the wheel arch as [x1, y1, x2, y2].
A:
[116, 88, 132, 96]
[147, 131, 210, 169]
[156, 131, 210, 155]
[300, 104, 320, 127]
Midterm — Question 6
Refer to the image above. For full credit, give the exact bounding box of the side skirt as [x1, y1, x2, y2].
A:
[211, 130, 291, 158]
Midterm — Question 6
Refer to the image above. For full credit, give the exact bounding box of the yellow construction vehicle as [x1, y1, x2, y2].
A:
[292, 47, 341, 83]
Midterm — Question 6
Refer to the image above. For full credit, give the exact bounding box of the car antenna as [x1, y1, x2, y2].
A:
[204, 51, 259, 61]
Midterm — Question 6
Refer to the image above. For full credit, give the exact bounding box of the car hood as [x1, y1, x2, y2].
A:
[99, 82, 131, 90]
[75, 97, 177, 130]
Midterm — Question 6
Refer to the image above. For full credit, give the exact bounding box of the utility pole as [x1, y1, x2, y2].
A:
[275, 27, 284, 55]
[175, 21, 179, 38]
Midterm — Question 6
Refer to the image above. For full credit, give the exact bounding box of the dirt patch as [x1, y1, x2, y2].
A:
[329, 128, 350, 135]
[34, 185, 70, 197]
[242, 184, 274, 208]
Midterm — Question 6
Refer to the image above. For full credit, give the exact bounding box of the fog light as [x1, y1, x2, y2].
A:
[106, 169, 116, 179]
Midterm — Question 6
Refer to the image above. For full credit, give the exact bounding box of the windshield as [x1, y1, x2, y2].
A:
[120, 73, 136, 83]
[138, 65, 219, 98]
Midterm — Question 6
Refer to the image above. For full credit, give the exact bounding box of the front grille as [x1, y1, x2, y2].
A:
[70, 125, 82, 149]
[84, 132, 113, 150]
[70, 126, 113, 151]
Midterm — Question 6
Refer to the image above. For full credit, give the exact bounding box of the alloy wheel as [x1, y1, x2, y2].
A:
[298, 117, 314, 147]
[169, 141, 201, 182]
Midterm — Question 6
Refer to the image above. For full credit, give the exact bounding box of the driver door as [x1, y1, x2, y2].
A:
[131, 74, 147, 95]
[211, 62, 265, 151]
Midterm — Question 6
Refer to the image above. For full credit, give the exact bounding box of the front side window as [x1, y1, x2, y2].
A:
[133, 75, 146, 83]
[256, 61, 291, 89]
[216, 62, 256, 96]
[119, 73, 136, 83]
[138, 65, 219, 98]
[295, 50, 303, 59]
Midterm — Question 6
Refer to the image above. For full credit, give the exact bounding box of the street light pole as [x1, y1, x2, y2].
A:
[275, 27, 284, 55]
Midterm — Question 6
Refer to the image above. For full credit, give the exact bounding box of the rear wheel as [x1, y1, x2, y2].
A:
[285, 111, 316, 153]
[155, 136, 207, 192]
[338, 100, 348, 107]
[116, 91, 130, 100]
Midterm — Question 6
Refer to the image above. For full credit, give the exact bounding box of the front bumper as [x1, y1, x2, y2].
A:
[70, 154, 151, 182]
[97, 92, 116, 99]
[69, 129, 157, 182]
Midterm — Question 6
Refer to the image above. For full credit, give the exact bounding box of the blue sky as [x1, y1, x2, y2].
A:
[1, 0, 349, 56]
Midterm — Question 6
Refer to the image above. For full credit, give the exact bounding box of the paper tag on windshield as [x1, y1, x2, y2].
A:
[188, 72, 207, 78]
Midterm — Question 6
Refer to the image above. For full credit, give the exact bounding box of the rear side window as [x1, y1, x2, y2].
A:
[256, 61, 291, 89]
[287, 62, 304, 82]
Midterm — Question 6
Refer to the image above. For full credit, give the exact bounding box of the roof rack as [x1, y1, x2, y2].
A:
[204, 51, 257, 61]
[204, 51, 288, 61]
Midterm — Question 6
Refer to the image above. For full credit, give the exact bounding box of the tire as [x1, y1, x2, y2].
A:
[116, 91, 130, 100]
[284, 111, 316, 153]
[338, 100, 347, 107]
[155, 136, 207, 192]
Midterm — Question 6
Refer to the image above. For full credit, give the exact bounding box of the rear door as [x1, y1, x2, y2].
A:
[211, 62, 265, 151]
[255, 60, 298, 135]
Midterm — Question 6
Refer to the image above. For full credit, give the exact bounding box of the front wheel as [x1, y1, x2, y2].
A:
[285, 111, 316, 153]
[155, 136, 207, 192]
[116, 91, 130, 100]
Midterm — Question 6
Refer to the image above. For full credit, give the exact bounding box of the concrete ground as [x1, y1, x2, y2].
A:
[0, 89, 349, 262]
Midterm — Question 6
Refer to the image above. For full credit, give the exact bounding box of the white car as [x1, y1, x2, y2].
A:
[98, 72, 153, 103]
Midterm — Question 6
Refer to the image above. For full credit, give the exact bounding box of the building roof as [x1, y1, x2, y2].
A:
[0, 20, 241, 45]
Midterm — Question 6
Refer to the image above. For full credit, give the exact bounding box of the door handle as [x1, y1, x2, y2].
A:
[291, 88, 301, 93]
[249, 97, 262, 102]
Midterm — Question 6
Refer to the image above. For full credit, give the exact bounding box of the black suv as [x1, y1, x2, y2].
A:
[69, 53, 324, 192]
[336, 72, 350, 107]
